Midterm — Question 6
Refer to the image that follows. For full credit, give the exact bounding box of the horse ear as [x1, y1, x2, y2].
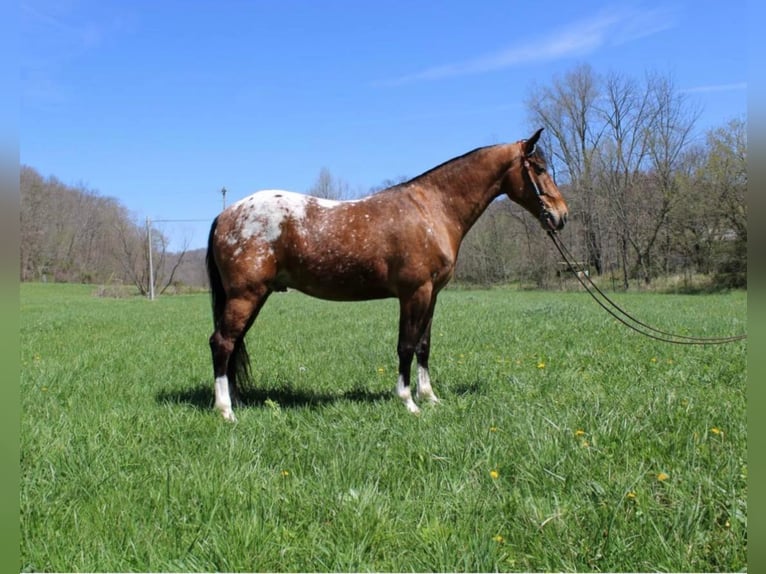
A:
[524, 128, 544, 156]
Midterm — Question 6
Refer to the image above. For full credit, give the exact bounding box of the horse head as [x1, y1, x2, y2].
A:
[502, 128, 568, 232]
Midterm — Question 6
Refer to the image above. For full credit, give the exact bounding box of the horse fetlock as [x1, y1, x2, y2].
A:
[415, 365, 440, 404]
[395, 375, 421, 414]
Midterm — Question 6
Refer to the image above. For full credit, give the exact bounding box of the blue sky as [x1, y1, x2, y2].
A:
[20, 1, 747, 250]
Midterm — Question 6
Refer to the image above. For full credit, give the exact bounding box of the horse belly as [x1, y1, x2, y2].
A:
[278, 254, 393, 301]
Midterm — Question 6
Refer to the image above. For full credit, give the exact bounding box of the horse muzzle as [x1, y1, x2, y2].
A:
[541, 209, 566, 232]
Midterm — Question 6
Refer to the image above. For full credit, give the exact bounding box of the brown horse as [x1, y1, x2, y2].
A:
[207, 128, 568, 421]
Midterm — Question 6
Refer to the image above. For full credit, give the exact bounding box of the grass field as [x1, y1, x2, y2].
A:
[20, 283, 746, 572]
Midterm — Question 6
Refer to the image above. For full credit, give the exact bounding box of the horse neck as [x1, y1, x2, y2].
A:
[419, 144, 519, 239]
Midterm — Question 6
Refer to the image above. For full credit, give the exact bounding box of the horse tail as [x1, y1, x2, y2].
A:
[207, 217, 253, 394]
[207, 217, 226, 328]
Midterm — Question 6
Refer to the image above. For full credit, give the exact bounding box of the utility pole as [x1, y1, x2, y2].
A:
[221, 187, 227, 210]
[147, 216, 155, 301]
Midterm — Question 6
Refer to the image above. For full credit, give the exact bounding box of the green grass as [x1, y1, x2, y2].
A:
[20, 283, 746, 572]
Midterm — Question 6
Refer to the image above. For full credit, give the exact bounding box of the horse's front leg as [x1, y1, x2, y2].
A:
[396, 287, 436, 414]
[415, 311, 440, 405]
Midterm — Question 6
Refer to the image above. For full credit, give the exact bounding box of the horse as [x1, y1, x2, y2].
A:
[206, 128, 568, 421]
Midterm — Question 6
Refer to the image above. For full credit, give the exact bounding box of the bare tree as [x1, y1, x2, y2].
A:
[631, 73, 700, 284]
[526, 64, 606, 274]
[526, 67, 702, 287]
[308, 167, 350, 200]
[594, 71, 656, 287]
[369, 175, 410, 193]
[20, 166, 47, 281]
[114, 217, 189, 296]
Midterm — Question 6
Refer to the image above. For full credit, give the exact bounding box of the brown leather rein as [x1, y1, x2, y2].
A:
[545, 229, 746, 345]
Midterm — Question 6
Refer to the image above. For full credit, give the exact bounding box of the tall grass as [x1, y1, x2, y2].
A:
[20, 283, 746, 572]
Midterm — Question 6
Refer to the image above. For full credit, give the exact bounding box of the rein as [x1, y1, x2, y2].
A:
[546, 230, 747, 345]
[519, 153, 745, 345]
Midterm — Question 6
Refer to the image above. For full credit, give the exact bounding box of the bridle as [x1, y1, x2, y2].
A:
[521, 146, 558, 231]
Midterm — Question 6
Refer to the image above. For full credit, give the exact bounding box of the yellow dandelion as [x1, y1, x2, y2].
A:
[281, 469, 290, 478]
[657, 472, 670, 482]
[574, 429, 586, 437]
[650, 357, 657, 363]
[710, 426, 722, 435]
[489, 426, 498, 433]
[492, 534, 504, 543]
[490, 469, 500, 480]
[377, 367, 386, 374]
[626, 491, 636, 500]
[537, 361, 546, 369]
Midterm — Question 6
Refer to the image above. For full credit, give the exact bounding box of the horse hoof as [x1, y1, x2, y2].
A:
[417, 391, 441, 405]
[404, 400, 421, 415]
[221, 409, 238, 423]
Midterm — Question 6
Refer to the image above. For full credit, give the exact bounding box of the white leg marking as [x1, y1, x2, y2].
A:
[396, 374, 420, 414]
[416, 365, 440, 404]
[215, 375, 237, 422]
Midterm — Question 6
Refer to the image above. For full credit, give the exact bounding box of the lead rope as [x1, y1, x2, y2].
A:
[546, 230, 747, 345]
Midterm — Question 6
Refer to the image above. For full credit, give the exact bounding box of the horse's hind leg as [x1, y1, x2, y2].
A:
[209, 287, 269, 421]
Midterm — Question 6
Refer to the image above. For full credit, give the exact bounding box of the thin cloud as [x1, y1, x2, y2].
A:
[684, 82, 747, 94]
[378, 5, 676, 86]
[22, 1, 104, 48]
[22, 1, 78, 34]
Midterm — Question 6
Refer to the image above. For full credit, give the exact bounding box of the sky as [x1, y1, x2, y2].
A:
[20, 0, 747, 251]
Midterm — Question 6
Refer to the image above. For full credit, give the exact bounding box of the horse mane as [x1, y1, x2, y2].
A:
[373, 140, 545, 196]
[403, 144, 499, 187]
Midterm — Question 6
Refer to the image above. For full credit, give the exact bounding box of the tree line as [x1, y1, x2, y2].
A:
[19, 166, 198, 294]
[20, 65, 746, 293]
[518, 65, 746, 290]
